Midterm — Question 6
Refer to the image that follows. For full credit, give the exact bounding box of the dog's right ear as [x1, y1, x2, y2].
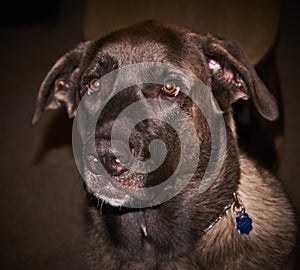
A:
[31, 41, 92, 125]
[199, 34, 279, 121]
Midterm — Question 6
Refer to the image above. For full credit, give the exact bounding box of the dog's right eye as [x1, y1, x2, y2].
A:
[161, 82, 180, 96]
[88, 78, 101, 93]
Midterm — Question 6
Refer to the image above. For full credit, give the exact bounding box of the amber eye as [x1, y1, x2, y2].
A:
[161, 82, 180, 96]
[88, 78, 100, 92]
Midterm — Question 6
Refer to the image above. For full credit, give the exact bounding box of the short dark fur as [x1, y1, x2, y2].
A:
[33, 21, 296, 269]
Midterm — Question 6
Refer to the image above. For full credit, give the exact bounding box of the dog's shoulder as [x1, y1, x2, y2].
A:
[197, 155, 296, 269]
[237, 154, 295, 228]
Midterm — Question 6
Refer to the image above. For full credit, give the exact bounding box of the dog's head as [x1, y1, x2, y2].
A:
[32, 20, 278, 209]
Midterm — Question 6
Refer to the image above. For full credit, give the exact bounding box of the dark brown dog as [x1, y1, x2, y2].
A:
[32, 20, 296, 269]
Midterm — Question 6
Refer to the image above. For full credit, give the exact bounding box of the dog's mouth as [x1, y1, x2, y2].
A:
[82, 120, 183, 207]
[86, 140, 137, 186]
[84, 143, 140, 206]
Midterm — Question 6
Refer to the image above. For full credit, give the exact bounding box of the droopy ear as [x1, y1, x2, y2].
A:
[200, 34, 279, 121]
[31, 41, 92, 125]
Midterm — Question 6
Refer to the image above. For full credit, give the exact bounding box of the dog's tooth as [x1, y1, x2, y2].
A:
[141, 224, 148, 237]
[115, 158, 121, 164]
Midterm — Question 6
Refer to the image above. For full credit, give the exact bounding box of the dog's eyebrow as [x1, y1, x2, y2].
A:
[83, 55, 118, 78]
[82, 62, 102, 79]
[166, 69, 194, 87]
[93, 55, 108, 63]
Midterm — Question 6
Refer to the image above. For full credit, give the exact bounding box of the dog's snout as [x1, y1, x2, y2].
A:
[85, 139, 132, 177]
[101, 141, 133, 177]
[100, 150, 128, 176]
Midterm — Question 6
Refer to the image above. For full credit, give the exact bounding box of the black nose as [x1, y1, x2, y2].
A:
[85, 139, 132, 176]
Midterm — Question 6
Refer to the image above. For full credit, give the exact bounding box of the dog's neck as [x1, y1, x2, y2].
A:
[202, 191, 251, 235]
[202, 199, 234, 233]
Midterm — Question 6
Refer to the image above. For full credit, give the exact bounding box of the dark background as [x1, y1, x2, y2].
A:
[0, 0, 299, 269]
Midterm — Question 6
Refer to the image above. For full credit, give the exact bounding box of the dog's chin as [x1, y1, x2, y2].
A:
[83, 168, 147, 208]
[84, 181, 132, 207]
[94, 193, 131, 208]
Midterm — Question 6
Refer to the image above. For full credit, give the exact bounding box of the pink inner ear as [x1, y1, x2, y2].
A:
[208, 58, 239, 86]
[208, 59, 221, 72]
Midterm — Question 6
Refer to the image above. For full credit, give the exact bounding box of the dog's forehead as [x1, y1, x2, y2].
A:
[90, 21, 192, 66]
[97, 40, 168, 65]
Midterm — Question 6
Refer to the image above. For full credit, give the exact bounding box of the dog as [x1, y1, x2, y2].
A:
[32, 20, 296, 269]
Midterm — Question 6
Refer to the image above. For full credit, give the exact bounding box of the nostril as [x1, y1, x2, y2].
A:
[86, 154, 99, 163]
[86, 151, 129, 176]
[101, 154, 128, 176]
[85, 139, 132, 176]
[86, 154, 101, 174]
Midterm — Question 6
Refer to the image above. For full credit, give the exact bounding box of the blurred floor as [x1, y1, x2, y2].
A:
[0, 0, 299, 269]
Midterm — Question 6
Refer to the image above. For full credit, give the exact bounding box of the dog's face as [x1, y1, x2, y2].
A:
[32, 20, 278, 211]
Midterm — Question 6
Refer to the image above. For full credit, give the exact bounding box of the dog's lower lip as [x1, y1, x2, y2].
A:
[90, 190, 129, 207]
[89, 187, 148, 208]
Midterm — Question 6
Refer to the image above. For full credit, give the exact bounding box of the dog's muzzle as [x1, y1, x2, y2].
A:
[85, 136, 137, 185]
[83, 114, 181, 190]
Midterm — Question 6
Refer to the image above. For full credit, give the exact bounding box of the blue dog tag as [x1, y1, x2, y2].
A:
[235, 212, 252, 235]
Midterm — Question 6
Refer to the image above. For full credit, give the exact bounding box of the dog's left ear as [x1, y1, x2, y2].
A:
[31, 41, 92, 125]
[200, 34, 279, 121]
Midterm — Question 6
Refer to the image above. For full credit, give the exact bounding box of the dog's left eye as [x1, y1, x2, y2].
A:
[161, 82, 180, 96]
[88, 78, 101, 93]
